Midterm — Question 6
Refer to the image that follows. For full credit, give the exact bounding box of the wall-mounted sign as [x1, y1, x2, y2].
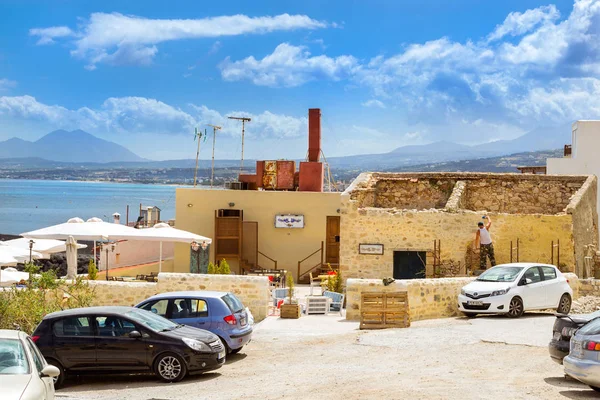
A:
[359, 243, 384, 255]
[275, 214, 305, 228]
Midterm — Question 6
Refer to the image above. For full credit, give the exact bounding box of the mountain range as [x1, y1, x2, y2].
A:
[0, 125, 572, 169]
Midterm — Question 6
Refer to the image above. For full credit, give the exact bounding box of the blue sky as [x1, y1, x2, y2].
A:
[0, 0, 595, 160]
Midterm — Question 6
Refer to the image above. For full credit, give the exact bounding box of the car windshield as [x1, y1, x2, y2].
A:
[222, 294, 244, 313]
[125, 309, 179, 332]
[476, 266, 523, 282]
[577, 317, 600, 336]
[0, 339, 30, 375]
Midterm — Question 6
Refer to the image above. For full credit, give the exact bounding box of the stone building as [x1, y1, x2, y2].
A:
[340, 172, 598, 279]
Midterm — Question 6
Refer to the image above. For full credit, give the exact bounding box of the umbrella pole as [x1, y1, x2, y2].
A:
[159, 241, 163, 274]
[93, 241, 96, 268]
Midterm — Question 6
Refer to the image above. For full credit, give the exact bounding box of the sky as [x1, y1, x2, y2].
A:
[0, 0, 598, 161]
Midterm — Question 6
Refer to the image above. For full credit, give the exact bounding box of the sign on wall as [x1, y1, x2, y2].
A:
[275, 214, 305, 228]
[359, 243, 384, 255]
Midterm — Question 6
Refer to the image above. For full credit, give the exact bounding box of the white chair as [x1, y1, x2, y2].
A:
[322, 291, 345, 316]
[271, 288, 289, 307]
[309, 272, 322, 295]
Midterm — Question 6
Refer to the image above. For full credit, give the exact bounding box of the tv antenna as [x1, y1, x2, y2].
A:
[193, 127, 206, 187]
[207, 124, 222, 188]
[227, 116, 251, 175]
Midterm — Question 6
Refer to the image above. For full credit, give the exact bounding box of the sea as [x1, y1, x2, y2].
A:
[0, 179, 183, 235]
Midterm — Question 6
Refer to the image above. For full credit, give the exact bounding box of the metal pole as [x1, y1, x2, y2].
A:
[193, 128, 202, 187]
[241, 120, 245, 175]
[211, 129, 216, 188]
[551, 241, 554, 265]
[517, 238, 520, 262]
[105, 245, 109, 281]
[510, 241, 513, 263]
[557, 239, 560, 269]
[126, 205, 129, 226]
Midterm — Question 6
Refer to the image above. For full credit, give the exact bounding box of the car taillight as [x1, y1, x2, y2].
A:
[31, 336, 40, 343]
[585, 341, 600, 351]
[223, 315, 237, 325]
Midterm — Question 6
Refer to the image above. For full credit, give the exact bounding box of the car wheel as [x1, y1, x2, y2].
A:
[230, 346, 243, 354]
[462, 312, 477, 318]
[557, 294, 572, 314]
[507, 297, 524, 318]
[590, 385, 600, 392]
[154, 353, 187, 383]
[47, 359, 65, 389]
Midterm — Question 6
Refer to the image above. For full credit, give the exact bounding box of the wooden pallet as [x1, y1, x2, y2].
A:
[360, 292, 410, 329]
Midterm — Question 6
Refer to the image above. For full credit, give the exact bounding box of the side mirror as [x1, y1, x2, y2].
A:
[129, 330, 142, 339]
[518, 277, 527, 286]
[526, 278, 533, 285]
[151, 308, 158, 314]
[40, 365, 60, 378]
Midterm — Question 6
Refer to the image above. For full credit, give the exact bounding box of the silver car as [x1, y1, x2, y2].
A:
[0, 329, 60, 400]
[564, 317, 600, 392]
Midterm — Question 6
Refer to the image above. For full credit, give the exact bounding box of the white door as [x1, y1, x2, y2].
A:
[519, 267, 546, 309]
[540, 266, 563, 308]
[25, 337, 55, 399]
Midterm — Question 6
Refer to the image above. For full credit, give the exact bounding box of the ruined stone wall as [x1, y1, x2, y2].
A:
[374, 178, 456, 210]
[86, 273, 270, 321]
[567, 176, 599, 278]
[464, 177, 584, 214]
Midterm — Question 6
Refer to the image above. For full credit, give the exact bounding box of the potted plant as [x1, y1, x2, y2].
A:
[280, 274, 301, 319]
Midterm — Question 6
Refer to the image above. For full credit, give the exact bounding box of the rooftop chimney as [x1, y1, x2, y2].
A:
[112, 213, 121, 224]
[308, 108, 321, 162]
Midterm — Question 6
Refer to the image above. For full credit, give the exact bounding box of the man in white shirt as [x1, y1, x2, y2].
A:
[474, 216, 495, 269]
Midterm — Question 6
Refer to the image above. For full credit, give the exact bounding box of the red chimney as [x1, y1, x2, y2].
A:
[308, 108, 321, 162]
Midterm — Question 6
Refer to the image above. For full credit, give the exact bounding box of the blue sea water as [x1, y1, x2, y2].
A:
[0, 179, 182, 234]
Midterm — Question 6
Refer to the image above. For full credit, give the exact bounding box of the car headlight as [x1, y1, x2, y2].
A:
[491, 288, 510, 297]
[460, 289, 466, 295]
[182, 337, 212, 352]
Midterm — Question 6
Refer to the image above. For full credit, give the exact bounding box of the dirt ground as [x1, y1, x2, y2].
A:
[55, 314, 599, 400]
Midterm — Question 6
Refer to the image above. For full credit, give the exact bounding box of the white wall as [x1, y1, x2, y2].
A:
[548, 120, 600, 230]
[97, 240, 174, 271]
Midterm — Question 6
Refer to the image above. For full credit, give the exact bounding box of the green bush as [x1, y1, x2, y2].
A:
[88, 259, 98, 280]
[207, 262, 216, 274]
[0, 264, 96, 334]
[286, 274, 295, 302]
[325, 269, 343, 294]
[218, 258, 231, 275]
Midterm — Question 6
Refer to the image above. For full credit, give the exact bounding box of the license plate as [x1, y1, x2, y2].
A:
[218, 350, 226, 359]
[467, 301, 483, 306]
[240, 317, 247, 326]
[553, 331, 561, 341]
[573, 342, 583, 358]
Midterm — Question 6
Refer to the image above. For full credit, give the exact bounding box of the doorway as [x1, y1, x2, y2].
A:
[393, 251, 426, 279]
[326, 216, 340, 265]
[242, 221, 258, 272]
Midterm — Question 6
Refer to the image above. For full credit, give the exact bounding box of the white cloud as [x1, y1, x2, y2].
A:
[0, 79, 16, 91]
[362, 99, 386, 109]
[29, 26, 74, 45]
[219, 43, 360, 87]
[0, 95, 306, 140]
[209, 41, 222, 55]
[487, 5, 560, 42]
[31, 12, 327, 69]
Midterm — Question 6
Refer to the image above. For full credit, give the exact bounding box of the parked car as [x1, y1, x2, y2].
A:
[136, 291, 252, 354]
[458, 263, 572, 318]
[564, 317, 600, 392]
[0, 329, 60, 400]
[549, 312, 600, 364]
[32, 306, 226, 387]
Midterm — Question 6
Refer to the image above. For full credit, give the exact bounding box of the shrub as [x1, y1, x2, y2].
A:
[0, 264, 96, 334]
[218, 258, 231, 275]
[326, 269, 343, 293]
[286, 274, 295, 302]
[207, 262, 216, 274]
[88, 259, 98, 280]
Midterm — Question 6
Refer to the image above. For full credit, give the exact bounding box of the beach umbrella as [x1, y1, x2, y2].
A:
[21, 217, 139, 241]
[0, 267, 30, 287]
[1, 238, 87, 259]
[115, 222, 212, 273]
[65, 236, 78, 280]
[0, 245, 42, 263]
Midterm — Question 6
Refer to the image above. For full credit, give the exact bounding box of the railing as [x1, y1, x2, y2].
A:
[564, 144, 572, 157]
[297, 241, 324, 281]
[257, 250, 277, 270]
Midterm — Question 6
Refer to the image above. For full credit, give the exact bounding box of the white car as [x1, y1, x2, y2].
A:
[0, 329, 60, 400]
[458, 263, 572, 318]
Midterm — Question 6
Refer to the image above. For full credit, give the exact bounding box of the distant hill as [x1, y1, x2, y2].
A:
[0, 130, 145, 163]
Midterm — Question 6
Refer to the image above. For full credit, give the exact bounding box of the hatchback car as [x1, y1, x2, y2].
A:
[458, 263, 572, 318]
[0, 329, 60, 400]
[564, 317, 600, 392]
[549, 312, 600, 364]
[136, 291, 252, 354]
[32, 306, 226, 387]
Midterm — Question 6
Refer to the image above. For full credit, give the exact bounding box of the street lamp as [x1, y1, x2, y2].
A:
[28, 239, 35, 264]
[105, 242, 116, 281]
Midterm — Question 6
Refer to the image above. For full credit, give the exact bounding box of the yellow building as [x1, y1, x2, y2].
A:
[174, 188, 341, 281]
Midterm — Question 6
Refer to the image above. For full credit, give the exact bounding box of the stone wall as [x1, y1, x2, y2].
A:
[577, 278, 600, 297]
[86, 273, 270, 321]
[463, 176, 585, 214]
[567, 176, 599, 278]
[373, 178, 456, 210]
[346, 273, 580, 322]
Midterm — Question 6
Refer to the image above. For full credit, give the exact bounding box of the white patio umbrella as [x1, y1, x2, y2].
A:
[115, 222, 212, 273]
[1, 238, 87, 259]
[0, 267, 30, 287]
[65, 236, 78, 279]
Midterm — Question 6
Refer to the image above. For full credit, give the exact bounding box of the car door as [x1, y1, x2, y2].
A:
[171, 298, 211, 329]
[51, 316, 97, 370]
[24, 337, 54, 399]
[519, 267, 545, 309]
[138, 298, 171, 318]
[540, 266, 562, 308]
[94, 315, 150, 371]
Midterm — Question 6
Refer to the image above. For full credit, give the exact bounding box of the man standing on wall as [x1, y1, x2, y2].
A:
[474, 216, 495, 269]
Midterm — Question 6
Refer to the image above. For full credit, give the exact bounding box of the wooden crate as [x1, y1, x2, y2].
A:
[360, 292, 410, 329]
[280, 304, 301, 319]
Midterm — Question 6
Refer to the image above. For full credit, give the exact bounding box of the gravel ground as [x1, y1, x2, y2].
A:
[55, 314, 597, 400]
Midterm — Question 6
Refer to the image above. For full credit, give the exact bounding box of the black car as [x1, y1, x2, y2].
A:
[31, 306, 226, 387]
[549, 311, 600, 364]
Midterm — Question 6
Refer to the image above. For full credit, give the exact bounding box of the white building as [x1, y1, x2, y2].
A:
[547, 120, 600, 231]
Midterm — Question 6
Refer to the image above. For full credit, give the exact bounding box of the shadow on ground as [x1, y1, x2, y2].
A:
[544, 376, 599, 399]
